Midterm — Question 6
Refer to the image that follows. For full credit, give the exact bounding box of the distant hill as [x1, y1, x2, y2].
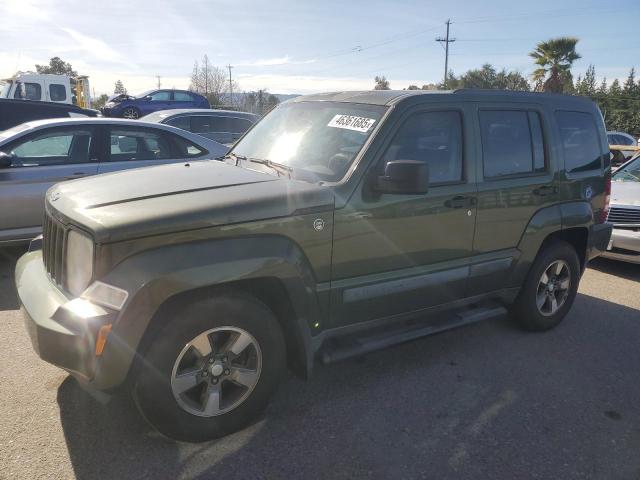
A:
[273, 94, 300, 102]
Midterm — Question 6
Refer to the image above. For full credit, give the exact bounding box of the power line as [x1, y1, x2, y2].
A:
[436, 20, 456, 88]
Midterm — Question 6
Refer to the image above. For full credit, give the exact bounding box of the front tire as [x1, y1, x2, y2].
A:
[131, 292, 286, 442]
[122, 107, 140, 119]
[511, 240, 581, 332]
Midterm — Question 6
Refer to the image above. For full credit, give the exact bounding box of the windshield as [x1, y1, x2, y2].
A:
[0, 81, 11, 98]
[613, 155, 640, 182]
[232, 101, 386, 182]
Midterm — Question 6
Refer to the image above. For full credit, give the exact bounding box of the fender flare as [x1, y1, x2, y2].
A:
[93, 236, 323, 390]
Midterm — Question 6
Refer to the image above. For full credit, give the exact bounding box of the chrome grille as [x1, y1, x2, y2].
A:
[607, 206, 640, 225]
[42, 212, 67, 286]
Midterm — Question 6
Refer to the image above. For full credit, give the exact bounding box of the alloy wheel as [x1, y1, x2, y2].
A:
[536, 260, 571, 316]
[123, 107, 139, 119]
[170, 326, 262, 417]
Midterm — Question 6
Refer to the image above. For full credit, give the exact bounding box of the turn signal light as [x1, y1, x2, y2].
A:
[95, 324, 113, 356]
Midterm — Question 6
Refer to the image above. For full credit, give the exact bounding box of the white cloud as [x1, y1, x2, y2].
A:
[0, 0, 50, 21]
[60, 27, 124, 64]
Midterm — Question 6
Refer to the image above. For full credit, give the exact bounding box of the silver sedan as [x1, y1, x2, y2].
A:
[0, 117, 228, 244]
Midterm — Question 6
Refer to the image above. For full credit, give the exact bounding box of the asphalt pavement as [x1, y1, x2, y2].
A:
[1, 246, 639, 480]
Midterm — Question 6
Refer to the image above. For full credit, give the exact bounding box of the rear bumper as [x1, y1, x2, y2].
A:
[586, 222, 613, 261]
[16, 250, 117, 382]
[601, 227, 640, 264]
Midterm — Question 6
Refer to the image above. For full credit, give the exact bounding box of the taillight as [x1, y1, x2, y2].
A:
[599, 173, 611, 223]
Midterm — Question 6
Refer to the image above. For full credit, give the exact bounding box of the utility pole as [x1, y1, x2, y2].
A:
[226, 64, 233, 106]
[156, 75, 161, 89]
[436, 19, 456, 88]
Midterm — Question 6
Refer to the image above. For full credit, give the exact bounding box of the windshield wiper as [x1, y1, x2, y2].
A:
[216, 152, 247, 166]
[249, 158, 293, 179]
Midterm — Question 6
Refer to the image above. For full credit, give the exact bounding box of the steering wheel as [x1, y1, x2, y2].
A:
[328, 152, 351, 175]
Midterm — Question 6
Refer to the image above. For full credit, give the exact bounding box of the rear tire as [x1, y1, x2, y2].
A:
[511, 240, 580, 332]
[131, 292, 286, 442]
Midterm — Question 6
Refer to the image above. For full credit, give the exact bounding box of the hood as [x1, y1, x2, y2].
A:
[611, 181, 640, 207]
[48, 160, 335, 242]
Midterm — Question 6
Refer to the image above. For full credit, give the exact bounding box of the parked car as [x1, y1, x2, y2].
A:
[0, 98, 98, 131]
[143, 109, 259, 145]
[0, 117, 227, 244]
[602, 153, 640, 263]
[607, 130, 638, 167]
[101, 90, 209, 119]
[16, 90, 611, 442]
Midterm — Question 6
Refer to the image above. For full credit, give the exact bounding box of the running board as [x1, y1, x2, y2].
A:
[321, 304, 507, 365]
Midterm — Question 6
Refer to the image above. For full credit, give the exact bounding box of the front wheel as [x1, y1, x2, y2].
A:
[121, 107, 140, 119]
[510, 240, 581, 332]
[131, 293, 286, 442]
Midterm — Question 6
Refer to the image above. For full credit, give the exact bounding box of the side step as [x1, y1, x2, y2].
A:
[321, 304, 507, 364]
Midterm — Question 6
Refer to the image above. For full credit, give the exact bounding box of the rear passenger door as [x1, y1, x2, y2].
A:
[0, 127, 98, 239]
[469, 103, 558, 296]
[97, 126, 206, 174]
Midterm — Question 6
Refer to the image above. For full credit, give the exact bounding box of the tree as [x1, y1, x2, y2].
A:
[439, 64, 530, 91]
[374, 76, 390, 90]
[575, 64, 597, 97]
[242, 89, 280, 115]
[35, 57, 77, 76]
[92, 94, 109, 109]
[114, 80, 127, 95]
[623, 68, 637, 97]
[189, 55, 239, 107]
[406, 85, 419, 90]
[530, 37, 580, 93]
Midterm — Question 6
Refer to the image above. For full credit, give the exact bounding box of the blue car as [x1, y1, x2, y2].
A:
[101, 89, 209, 119]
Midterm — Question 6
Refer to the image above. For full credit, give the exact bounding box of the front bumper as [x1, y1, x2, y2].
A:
[16, 250, 117, 382]
[601, 227, 640, 264]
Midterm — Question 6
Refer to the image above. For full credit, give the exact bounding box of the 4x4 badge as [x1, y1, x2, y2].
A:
[313, 218, 325, 231]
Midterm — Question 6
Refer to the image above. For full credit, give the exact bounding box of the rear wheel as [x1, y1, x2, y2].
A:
[122, 107, 140, 119]
[131, 293, 286, 442]
[511, 240, 580, 331]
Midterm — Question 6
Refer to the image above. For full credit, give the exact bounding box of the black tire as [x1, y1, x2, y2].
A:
[510, 240, 581, 332]
[121, 107, 140, 119]
[131, 292, 286, 442]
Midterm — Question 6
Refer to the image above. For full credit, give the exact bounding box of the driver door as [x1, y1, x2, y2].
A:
[329, 106, 478, 327]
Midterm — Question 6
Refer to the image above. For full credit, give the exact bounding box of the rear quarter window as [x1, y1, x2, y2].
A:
[555, 111, 603, 173]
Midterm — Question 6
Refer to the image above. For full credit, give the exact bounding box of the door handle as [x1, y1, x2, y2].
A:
[533, 185, 557, 197]
[445, 196, 475, 209]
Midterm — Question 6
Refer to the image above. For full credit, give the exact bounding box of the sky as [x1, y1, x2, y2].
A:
[1, 0, 639, 96]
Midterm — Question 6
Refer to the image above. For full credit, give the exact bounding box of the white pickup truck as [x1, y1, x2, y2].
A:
[1, 72, 91, 108]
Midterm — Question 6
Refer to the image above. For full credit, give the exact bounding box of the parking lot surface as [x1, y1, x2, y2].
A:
[1, 246, 639, 480]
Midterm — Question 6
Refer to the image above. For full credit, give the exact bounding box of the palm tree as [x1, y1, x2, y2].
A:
[529, 37, 581, 93]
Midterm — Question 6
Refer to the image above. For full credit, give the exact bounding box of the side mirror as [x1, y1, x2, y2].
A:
[0, 151, 13, 168]
[376, 160, 428, 194]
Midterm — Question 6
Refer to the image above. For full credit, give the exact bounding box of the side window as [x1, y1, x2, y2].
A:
[166, 116, 191, 131]
[173, 92, 192, 102]
[381, 111, 463, 184]
[191, 116, 227, 133]
[49, 84, 67, 102]
[229, 117, 253, 134]
[8, 128, 93, 166]
[14, 82, 42, 100]
[480, 110, 546, 178]
[555, 111, 602, 173]
[170, 134, 207, 157]
[109, 129, 174, 161]
[149, 91, 171, 101]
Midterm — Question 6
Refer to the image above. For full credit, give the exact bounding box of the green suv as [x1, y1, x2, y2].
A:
[16, 90, 612, 442]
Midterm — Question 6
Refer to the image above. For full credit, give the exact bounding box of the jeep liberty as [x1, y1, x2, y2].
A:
[16, 90, 612, 442]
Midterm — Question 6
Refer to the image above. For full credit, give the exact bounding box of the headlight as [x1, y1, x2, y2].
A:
[65, 230, 94, 296]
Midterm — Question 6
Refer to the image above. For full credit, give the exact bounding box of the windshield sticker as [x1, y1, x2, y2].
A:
[327, 114, 376, 133]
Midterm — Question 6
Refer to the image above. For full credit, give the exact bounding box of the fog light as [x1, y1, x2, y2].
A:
[82, 281, 129, 311]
